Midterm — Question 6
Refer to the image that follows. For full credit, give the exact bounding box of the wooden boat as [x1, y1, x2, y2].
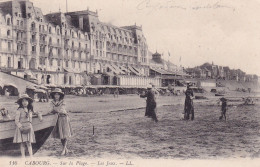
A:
[0, 113, 58, 156]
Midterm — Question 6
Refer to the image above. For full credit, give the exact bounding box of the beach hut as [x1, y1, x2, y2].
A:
[26, 85, 36, 99]
[3, 84, 19, 96]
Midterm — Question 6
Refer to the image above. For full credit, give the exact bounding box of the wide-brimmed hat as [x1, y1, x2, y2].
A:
[16, 94, 33, 104]
[147, 84, 152, 89]
[50, 88, 64, 99]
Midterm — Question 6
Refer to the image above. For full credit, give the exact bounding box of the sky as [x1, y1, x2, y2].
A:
[26, 0, 260, 75]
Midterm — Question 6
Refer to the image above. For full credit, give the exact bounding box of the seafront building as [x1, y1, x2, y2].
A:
[0, 0, 160, 87]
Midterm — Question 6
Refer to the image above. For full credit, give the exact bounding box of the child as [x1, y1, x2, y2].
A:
[50, 88, 72, 156]
[219, 97, 227, 121]
[13, 94, 42, 157]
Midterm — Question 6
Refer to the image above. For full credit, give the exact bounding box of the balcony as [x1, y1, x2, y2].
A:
[64, 44, 70, 50]
[30, 39, 37, 44]
[82, 48, 89, 53]
[39, 29, 48, 34]
[39, 40, 47, 45]
[40, 52, 48, 57]
[16, 37, 27, 42]
[31, 27, 37, 33]
[13, 25, 26, 31]
[64, 34, 70, 40]
[71, 46, 78, 51]
[0, 35, 13, 41]
[31, 51, 37, 57]
[16, 50, 27, 55]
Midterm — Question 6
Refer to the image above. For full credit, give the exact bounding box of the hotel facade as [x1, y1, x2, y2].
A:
[0, 0, 161, 87]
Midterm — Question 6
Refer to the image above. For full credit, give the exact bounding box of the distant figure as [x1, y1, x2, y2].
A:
[114, 88, 119, 98]
[219, 97, 227, 121]
[140, 85, 158, 122]
[184, 84, 194, 120]
[50, 88, 72, 156]
[5, 89, 9, 96]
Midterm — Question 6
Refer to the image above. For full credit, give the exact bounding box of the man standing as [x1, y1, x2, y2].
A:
[184, 84, 194, 120]
[140, 85, 158, 122]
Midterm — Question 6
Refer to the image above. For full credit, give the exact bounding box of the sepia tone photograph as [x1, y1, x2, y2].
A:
[0, 0, 260, 166]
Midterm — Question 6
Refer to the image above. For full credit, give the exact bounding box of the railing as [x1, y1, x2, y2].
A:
[40, 52, 48, 57]
[39, 40, 47, 45]
[30, 39, 37, 44]
[31, 51, 37, 56]
[13, 25, 26, 31]
[39, 29, 48, 34]
[31, 27, 37, 32]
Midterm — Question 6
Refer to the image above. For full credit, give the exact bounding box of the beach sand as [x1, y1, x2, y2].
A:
[1, 92, 260, 159]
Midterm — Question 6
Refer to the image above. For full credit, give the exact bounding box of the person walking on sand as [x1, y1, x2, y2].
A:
[140, 84, 158, 122]
[50, 88, 72, 156]
[13, 94, 42, 157]
[219, 97, 227, 121]
[184, 84, 194, 120]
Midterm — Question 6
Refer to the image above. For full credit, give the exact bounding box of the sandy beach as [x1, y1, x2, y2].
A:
[1, 92, 260, 159]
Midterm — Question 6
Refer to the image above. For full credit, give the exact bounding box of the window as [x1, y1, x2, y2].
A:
[79, 33, 81, 39]
[27, 13, 31, 18]
[57, 28, 60, 35]
[72, 61, 75, 68]
[31, 22, 35, 30]
[79, 43, 81, 48]
[32, 45, 36, 52]
[49, 59, 53, 66]
[57, 59, 60, 66]
[66, 61, 68, 67]
[7, 57, 11, 67]
[57, 39, 60, 44]
[8, 42, 11, 51]
[17, 20, 19, 26]
[7, 18, 10, 25]
[72, 32, 74, 38]
[7, 30, 11, 36]
[49, 27, 51, 33]
[20, 21, 23, 26]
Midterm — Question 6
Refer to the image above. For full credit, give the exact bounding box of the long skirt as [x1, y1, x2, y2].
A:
[52, 115, 72, 139]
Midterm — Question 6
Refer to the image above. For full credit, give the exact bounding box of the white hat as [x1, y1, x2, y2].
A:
[147, 84, 152, 89]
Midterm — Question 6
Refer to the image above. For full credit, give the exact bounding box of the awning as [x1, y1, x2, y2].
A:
[64, 67, 75, 73]
[128, 66, 140, 75]
[131, 66, 143, 75]
[119, 66, 131, 74]
[26, 85, 36, 90]
[4, 83, 17, 88]
[34, 89, 46, 93]
[110, 64, 125, 74]
[150, 67, 172, 75]
[106, 64, 120, 75]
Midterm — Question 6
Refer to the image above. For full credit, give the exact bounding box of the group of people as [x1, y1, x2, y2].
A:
[1, 82, 231, 158]
[12, 88, 72, 157]
[140, 83, 228, 122]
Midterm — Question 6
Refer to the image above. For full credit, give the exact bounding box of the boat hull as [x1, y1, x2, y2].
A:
[0, 114, 58, 156]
